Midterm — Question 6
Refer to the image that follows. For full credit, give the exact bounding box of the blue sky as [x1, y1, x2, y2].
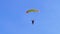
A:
[0, 0, 60, 34]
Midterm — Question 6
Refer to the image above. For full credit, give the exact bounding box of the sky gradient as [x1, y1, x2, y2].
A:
[0, 0, 60, 34]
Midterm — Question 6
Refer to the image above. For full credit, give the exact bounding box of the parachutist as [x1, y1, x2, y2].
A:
[26, 9, 40, 25]
[32, 20, 34, 24]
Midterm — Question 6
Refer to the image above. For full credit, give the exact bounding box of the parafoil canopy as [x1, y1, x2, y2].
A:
[26, 9, 39, 14]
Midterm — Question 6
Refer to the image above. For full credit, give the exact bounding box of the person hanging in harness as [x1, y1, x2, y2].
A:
[32, 20, 34, 24]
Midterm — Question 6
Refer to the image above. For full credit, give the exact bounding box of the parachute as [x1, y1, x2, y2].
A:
[26, 9, 39, 14]
[26, 9, 40, 25]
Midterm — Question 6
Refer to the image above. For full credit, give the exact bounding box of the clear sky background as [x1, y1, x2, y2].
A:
[0, 0, 60, 34]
